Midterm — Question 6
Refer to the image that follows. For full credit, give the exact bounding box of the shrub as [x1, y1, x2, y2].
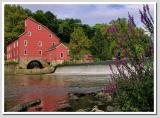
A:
[5, 61, 18, 65]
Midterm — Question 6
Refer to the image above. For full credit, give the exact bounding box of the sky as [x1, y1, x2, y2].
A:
[20, 4, 155, 27]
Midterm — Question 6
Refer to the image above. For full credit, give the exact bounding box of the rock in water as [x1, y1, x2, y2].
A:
[91, 105, 104, 112]
[9, 99, 41, 112]
[70, 94, 79, 101]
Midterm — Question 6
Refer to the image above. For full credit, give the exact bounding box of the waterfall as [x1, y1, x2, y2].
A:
[54, 63, 118, 75]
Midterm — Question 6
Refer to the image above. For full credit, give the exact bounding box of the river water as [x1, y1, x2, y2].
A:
[5, 74, 111, 112]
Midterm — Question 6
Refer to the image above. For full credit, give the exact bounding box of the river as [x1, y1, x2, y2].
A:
[5, 74, 111, 112]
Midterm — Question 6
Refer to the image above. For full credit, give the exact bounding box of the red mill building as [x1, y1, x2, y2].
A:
[6, 18, 69, 69]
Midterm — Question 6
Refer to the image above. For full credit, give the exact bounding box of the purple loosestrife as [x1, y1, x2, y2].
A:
[139, 4, 154, 34]
[128, 13, 136, 33]
[107, 25, 118, 33]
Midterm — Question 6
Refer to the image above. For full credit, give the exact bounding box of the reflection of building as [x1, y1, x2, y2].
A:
[6, 18, 69, 68]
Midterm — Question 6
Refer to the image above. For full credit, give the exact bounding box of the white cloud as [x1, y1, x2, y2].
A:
[21, 4, 155, 27]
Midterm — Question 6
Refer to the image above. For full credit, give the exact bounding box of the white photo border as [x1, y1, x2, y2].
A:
[1, 2, 157, 115]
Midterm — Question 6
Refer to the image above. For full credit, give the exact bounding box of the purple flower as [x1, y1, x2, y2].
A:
[107, 25, 118, 33]
[143, 5, 146, 13]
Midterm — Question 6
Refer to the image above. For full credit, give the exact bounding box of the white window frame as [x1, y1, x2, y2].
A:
[38, 41, 42, 47]
[49, 34, 52, 39]
[38, 25, 42, 30]
[24, 49, 28, 55]
[27, 31, 31, 36]
[52, 42, 56, 46]
[14, 42, 15, 48]
[17, 41, 18, 47]
[24, 40, 28, 46]
[25, 21, 27, 27]
[39, 50, 42, 55]
[60, 52, 64, 58]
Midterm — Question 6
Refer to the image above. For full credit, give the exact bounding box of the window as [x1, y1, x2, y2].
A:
[24, 40, 28, 46]
[38, 41, 42, 47]
[17, 41, 18, 47]
[25, 21, 27, 27]
[39, 50, 42, 55]
[24, 49, 28, 55]
[14, 43, 15, 48]
[60, 53, 63, 58]
[38, 25, 42, 30]
[49, 34, 52, 39]
[52, 42, 56, 46]
[27, 31, 31, 36]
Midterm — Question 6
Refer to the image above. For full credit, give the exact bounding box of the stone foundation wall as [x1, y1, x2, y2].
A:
[18, 58, 49, 69]
[5, 65, 55, 75]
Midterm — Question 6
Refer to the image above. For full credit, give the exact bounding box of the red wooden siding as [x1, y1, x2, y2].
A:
[6, 17, 69, 63]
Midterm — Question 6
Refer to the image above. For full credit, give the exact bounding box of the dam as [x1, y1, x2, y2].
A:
[54, 60, 119, 75]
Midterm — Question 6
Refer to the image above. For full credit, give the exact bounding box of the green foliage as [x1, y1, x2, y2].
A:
[4, 5, 30, 47]
[115, 66, 153, 111]
[69, 27, 92, 61]
[5, 61, 18, 65]
[91, 29, 109, 60]
[62, 61, 72, 65]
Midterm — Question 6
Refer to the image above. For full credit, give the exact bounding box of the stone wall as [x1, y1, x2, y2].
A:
[5, 64, 55, 75]
[18, 58, 49, 69]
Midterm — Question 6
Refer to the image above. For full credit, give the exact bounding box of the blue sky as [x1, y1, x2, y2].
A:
[20, 4, 154, 27]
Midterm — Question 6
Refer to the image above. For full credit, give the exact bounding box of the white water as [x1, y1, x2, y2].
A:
[54, 64, 119, 75]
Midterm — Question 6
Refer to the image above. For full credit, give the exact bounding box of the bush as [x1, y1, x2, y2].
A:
[5, 61, 18, 65]
[62, 61, 71, 65]
[114, 60, 154, 111]
[115, 75, 153, 111]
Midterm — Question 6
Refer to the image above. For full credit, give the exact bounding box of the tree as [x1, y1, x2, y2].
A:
[69, 27, 91, 61]
[58, 18, 81, 43]
[91, 29, 109, 60]
[4, 5, 29, 47]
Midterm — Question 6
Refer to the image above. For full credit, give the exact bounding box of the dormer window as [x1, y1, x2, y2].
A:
[38, 25, 42, 30]
[27, 31, 31, 36]
[49, 34, 52, 39]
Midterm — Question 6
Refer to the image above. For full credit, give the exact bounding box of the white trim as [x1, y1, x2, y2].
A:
[39, 50, 42, 55]
[49, 34, 52, 39]
[38, 25, 42, 30]
[38, 41, 42, 47]
[17, 41, 18, 47]
[24, 40, 28, 46]
[60, 52, 64, 58]
[52, 42, 56, 46]
[27, 31, 31, 36]
[55, 43, 68, 50]
[24, 49, 28, 55]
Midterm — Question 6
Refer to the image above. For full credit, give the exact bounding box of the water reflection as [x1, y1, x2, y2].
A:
[5, 74, 110, 112]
